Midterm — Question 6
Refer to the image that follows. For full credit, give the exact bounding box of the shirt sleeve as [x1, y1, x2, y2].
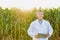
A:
[47, 21, 53, 38]
[27, 22, 35, 38]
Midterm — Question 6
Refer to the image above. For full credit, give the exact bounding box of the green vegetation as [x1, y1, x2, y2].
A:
[0, 7, 60, 40]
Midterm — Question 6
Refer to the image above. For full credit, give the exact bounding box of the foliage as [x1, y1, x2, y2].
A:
[0, 7, 60, 40]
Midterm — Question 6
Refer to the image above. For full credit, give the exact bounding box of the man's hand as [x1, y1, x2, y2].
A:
[35, 34, 41, 39]
[45, 33, 49, 37]
[41, 33, 49, 38]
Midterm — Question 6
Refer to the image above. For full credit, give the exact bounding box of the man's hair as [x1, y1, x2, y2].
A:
[36, 10, 44, 13]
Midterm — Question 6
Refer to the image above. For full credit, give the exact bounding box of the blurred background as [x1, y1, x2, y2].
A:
[0, 0, 60, 40]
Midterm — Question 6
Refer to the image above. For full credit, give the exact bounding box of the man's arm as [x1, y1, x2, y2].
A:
[27, 22, 35, 38]
[47, 21, 53, 37]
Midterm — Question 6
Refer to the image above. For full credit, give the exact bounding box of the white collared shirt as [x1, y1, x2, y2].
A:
[27, 19, 53, 40]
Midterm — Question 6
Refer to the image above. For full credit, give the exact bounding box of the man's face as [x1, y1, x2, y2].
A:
[37, 12, 44, 20]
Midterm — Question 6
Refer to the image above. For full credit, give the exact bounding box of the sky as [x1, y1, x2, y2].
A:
[0, 0, 60, 10]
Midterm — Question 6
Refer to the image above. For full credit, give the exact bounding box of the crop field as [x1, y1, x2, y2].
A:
[0, 7, 60, 40]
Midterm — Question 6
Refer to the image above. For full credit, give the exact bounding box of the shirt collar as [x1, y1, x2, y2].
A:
[37, 19, 44, 24]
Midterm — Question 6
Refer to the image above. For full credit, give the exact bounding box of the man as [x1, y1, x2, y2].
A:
[27, 10, 53, 40]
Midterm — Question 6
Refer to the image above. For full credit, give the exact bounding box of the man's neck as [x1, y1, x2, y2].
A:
[38, 19, 43, 21]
